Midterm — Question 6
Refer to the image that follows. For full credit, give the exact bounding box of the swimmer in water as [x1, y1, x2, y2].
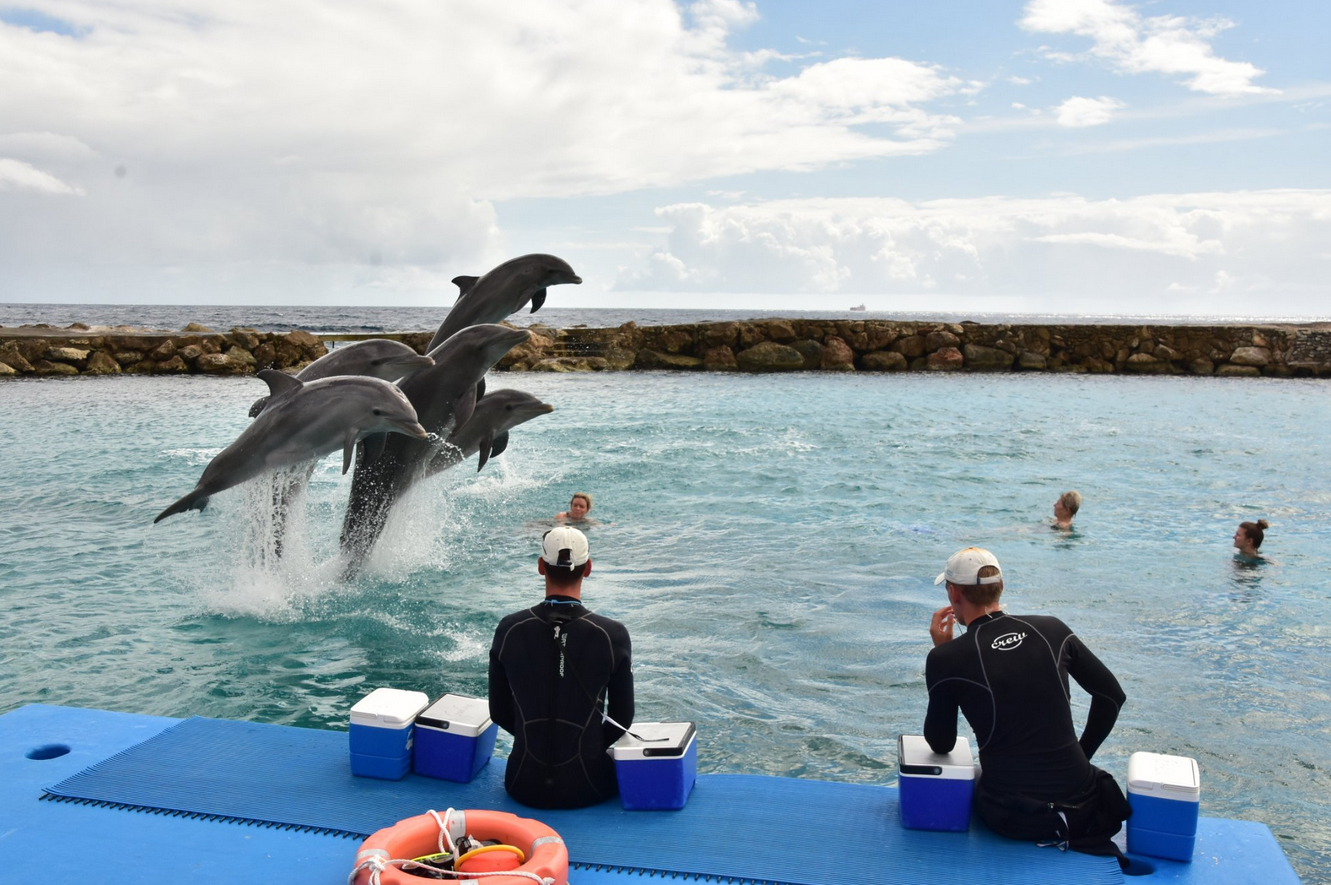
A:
[1233, 519, 1269, 559]
[555, 492, 594, 525]
[1052, 490, 1082, 530]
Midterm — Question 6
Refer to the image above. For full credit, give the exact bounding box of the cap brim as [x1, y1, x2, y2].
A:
[934, 572, 947, 585]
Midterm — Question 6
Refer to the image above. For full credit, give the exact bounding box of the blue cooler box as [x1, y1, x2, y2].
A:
[1127, 751, 1200, 862]
[349, 688, 429, 780]
[611, 722, 697, 810]
[412, 693, 498, 783]
[898, 735, 975, 832]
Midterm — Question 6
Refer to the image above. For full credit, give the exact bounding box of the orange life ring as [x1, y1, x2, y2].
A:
[351, 809, 568, 885]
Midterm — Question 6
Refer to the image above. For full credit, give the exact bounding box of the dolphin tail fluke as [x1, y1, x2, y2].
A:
[154, 489, 210, 523]
[530, 288, 546, 312]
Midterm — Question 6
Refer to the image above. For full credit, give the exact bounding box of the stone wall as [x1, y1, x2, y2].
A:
[501, 320, 1331, 378]
[3, 320, 1329, 378]
[0, 325, 326, 378]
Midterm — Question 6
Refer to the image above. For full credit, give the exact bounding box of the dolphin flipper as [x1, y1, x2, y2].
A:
[451, 275, 480, 298]
[451, 385, 478, 434]
[342, 430, 359, 475]
[530, 288, 546, 313]
[476, 377, 486, 400]
[477, 431, 510, 472]
[361, 432, 387, 466]
[154, 488, 210, 523]
[248, 395, 271, 418]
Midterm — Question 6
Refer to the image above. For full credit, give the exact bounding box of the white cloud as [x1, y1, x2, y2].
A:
[616, 190, 1331, 315]
[1054, 95, 1126, 127]
[0, 0, 972, 289]
[0, 158, 84, 195]
[1020, 0, 1274, 95]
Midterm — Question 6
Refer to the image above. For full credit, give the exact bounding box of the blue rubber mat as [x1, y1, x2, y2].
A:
[45, 716, 1120, 885]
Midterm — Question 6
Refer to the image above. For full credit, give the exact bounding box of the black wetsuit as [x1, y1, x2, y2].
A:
[925, 612, 1125, 802]
[489, 597, 633, 809]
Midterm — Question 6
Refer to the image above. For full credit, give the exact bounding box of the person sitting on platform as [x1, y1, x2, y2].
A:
[488, 526, 633, 809]
[924, 546, 1130, 864]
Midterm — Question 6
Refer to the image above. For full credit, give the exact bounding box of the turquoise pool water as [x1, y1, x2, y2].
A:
[1, 371, 1327, 878]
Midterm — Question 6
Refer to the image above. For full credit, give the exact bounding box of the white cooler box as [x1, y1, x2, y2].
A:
[897, 735, 975, 832]
[348, 688, 429, 780]
[412, 693, 498, 783]
[611, 722, 697, 810]
[1127, 751, 1200, 862]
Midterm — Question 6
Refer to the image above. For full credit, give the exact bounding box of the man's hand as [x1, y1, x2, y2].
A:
[930, 605, 956, 647]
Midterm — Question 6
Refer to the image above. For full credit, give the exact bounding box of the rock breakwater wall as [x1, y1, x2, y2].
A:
[3, 319, 1330, 378]
[0, 325, 327, 378]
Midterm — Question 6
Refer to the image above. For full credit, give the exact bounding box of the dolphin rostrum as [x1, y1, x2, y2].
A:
[248, 339, 434, 418]
[426, 389, 555, 476]
[425, 254, 582, 352]
[339, 324, 531, 573]
[155, 371, 428, 523]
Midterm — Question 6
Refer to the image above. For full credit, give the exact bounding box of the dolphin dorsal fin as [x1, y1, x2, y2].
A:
[452, 275, 480, 300]
[258, 369, 303, 399]
[530, 288, 547, 313]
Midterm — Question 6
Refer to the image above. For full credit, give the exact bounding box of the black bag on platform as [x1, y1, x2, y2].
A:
[975, 767, 1132, 864]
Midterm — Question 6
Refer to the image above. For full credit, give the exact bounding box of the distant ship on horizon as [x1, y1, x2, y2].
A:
[849, 303, 866, 311]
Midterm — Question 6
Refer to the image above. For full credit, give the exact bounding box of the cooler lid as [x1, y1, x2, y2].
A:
[349, 688, 430, 727]
[611, 722, 696, 760]
[898, 734, 975, 780]
[1128, 752, 1200, 798]
[416, 693, 493, 736]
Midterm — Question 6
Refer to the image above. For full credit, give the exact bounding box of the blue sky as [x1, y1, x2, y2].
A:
[1, 0, 1327, 316]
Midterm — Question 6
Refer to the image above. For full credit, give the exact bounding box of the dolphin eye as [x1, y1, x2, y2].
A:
[373, 409, 383, 416]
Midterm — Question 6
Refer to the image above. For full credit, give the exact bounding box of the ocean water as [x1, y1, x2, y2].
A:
[2, 302, 1327, 335]
[1, 370, 1328, 880]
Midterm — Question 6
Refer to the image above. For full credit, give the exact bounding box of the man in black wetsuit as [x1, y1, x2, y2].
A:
[924, 546, 1131, 858]
[488, 526, 633, 809]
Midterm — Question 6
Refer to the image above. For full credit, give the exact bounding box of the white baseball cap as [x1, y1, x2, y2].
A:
[934, 547, 1002, 586]
[541, 526, 589, 568]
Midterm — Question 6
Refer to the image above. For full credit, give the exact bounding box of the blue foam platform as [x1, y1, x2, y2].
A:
[43, 714, 1123, 885]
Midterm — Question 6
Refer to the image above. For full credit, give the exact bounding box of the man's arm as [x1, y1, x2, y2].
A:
[923, 651, 960, 754]
[488, 624, 516, 735]
[602, 627, 634, 746]
[1067, 635, 1126, 761]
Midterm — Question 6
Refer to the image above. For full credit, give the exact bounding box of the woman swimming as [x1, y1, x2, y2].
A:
[555, 492, 594, 524]
[1233, 519, 1269, 559]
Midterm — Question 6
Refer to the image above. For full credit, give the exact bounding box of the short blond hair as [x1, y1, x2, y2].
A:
[570, 492, 593, 511]
[1058, 490, 1082, 516]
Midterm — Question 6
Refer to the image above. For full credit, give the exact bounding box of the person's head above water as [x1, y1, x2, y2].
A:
[1233, 519, 1269, 557]
[568, 492, 592, 519]
[1053, 490, 1082, 528]
[539, 525, 591, 596]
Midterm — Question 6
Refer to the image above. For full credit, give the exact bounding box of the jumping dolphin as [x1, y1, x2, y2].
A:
[425, 254, 582, 352]
[426, 389, 555, 476]
[339, 324, 531, 573]
[248, 339, 434, 418]
[155, 371, 428, 523]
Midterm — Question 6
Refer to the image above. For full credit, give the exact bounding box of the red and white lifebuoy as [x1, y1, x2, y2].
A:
[349, 808, 567, 885]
